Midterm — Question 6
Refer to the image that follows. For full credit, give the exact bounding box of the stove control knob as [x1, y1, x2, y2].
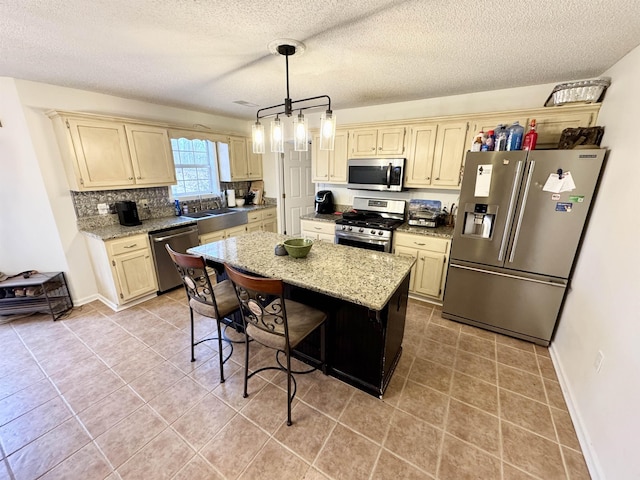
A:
[359, 228, 364, 233]
[378, 231, 384, 236]
[342, 226, 347, 231]
[348, 226, 353, 231]
[370, 230, 376, 234]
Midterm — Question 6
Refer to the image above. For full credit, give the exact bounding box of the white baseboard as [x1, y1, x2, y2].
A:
[73, 292, 157, 312]
[549, 344, 604, 480]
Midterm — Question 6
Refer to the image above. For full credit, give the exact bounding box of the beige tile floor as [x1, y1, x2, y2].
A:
[0, 292, 591, 480]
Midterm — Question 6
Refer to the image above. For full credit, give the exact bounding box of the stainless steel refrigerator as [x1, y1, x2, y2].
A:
[442, 149, 606, 345]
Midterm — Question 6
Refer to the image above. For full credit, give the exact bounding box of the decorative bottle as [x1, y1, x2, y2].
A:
[470, 130, 485, 152]
[522, 119, 538, 150]
[494, 124, 508, 151]
[174, 199, 182, 216]
[481, 130, 495, 151]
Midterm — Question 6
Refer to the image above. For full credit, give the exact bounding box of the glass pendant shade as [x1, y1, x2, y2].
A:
[252, 122, 265, 154]
[293, 113, 308, 151]
[319, 111, 336, 151]
[270, 117, 285, 153]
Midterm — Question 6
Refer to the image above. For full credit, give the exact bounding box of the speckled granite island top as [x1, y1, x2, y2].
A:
[189, 231, 415, 311]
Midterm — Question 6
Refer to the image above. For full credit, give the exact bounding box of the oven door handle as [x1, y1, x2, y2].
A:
[335, 232, 390, 246]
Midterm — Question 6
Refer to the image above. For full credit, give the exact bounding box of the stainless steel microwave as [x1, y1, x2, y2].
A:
[347, 158, 405, 192]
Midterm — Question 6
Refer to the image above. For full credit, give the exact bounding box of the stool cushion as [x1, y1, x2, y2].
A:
[247, 299, 326, 350]
[190, 279, 239, 319]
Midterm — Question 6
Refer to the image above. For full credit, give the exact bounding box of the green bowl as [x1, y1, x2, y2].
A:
[283, 238, 313, 258]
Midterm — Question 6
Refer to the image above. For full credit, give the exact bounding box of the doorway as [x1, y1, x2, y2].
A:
[278, 142, 315, 235]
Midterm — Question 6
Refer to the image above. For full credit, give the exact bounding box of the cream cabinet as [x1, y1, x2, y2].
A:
[199, 224, 248, 245]
[394, 232, 450, 302]
[219, 136, 263, 182]
[349, 127, 406, 157]
[312, 129, 349, 183]
[530, 111, 596, 148]
[261, 208, 278, 233]
[49, 112, 176, 191]
[300, 219, 335, 242]
[85, 233, 158, 308]
[405, 121, 468, 188]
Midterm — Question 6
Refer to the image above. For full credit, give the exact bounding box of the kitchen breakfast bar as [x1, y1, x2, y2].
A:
[188, 231, 415, 397]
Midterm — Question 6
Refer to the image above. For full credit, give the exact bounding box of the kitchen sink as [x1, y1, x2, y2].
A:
[182, 208, 248, 234]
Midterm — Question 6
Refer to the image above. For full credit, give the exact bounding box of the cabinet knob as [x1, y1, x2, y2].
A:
[137, 176, 141, 179]
[371, 147, 375, 151]
[427, 177, 430, 180]
[435, 177, 440, 181]
[129, 177, 134, 180]
[378, 147, 382, 150]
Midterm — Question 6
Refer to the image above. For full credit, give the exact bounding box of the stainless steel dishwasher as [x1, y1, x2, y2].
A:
[149, 224, 199, 293]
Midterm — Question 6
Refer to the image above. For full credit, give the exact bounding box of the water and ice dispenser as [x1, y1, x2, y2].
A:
[462, 203, 497, 239]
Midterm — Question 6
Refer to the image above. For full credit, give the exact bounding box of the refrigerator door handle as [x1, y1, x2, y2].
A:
[509, 160, 535, 263]
[449, 263, 566, 287]
[498, 160, 523, 262]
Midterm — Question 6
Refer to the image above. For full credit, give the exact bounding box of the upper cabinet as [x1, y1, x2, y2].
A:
[349, 127, 406, 157]
[219, 136, 263, 182]
[405, 121, 468, 188]
[49, 112, 176, 191]
[312, 128, 349, 183]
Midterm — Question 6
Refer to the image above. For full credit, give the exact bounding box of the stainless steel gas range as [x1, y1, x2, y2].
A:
[335, 197, 406, 253]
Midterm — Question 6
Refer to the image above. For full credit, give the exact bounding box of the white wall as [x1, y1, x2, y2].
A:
[551, 45, 640, 479]
[3, 78, 251, 303]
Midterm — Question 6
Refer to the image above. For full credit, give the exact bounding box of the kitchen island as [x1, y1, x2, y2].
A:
[189, 231, 415, 397]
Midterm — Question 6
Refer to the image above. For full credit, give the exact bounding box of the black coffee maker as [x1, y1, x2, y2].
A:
[315, 190, 334, 214]
[115, 201, 141, 226]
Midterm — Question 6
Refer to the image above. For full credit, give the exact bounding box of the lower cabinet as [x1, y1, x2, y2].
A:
[300, 219, 335, 242]
[85, 233, 158, 308]
[393, 232, 450, 302]
[200, 207, 278, 245]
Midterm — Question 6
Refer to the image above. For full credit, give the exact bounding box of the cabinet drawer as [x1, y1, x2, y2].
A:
[247, 211, 261, 223]
[262, 208, 277, 220]
[107, 234, 149, 256]
[394, 233, 449, 253]
[301, 220, 335, 236]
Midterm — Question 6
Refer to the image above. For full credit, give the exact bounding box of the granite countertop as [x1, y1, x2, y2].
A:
[396, 223, 454, 238]
[300, 212, 343, 222]
[189, 231, 415, 311]
[300, 213, 454, 239]
[79, 204, 277, 241]
[79, 216, 198, 240]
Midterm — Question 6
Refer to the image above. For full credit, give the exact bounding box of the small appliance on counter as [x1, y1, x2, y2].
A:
[315, 190, 334, 214]
[408, 199, 445, 228]
[115, 200, 141, 226]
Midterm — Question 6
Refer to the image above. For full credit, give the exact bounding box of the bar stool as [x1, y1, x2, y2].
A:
[224, 263, 326, 426]
[166, 245, 240, 383]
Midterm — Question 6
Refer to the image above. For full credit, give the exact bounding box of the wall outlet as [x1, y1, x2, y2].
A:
[594, 350, 604, 373]
[139, 199, 149, 209]
[97, 203, 109, 215]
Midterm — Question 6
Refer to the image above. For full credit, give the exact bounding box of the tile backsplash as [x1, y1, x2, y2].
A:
[72, 183, 264, 229]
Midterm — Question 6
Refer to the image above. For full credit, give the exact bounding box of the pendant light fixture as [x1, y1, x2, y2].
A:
[252, 40, 335, 154]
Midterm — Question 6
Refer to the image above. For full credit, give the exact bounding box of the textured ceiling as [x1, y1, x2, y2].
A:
[2, 0, 640, 120]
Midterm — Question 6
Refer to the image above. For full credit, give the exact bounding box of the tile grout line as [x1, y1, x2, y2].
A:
[8, 312, 121, 479]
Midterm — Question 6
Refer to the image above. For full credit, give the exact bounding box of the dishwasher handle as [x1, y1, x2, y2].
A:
[151, 227, 198, 243]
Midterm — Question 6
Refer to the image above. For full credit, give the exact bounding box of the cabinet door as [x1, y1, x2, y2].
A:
[532, 112, 595, 149]
[432, 121, 468, 187]
[311, 133, 330, 182]
[125, 125, 176, 186]
[112, 250, 157, 302]
[329, 130, 349, 183]
[262, 218, 277, 233]
[394, 245, 418, 292]
[414, 250, 446, 298]
[377, 127, 406, 155]
[350, 129, 378, 157]
[226, 225, 248, 238]
[247, 222, 262, 233]
[405, 124, 437, 187]
[246, 140, 263, 179]
[229, 137, 249, 180]
[200, 231, 226, 244]
[317, 232, 336, 242]
[67, 118, 134, 188]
